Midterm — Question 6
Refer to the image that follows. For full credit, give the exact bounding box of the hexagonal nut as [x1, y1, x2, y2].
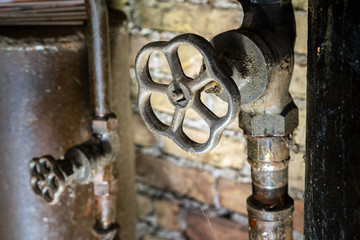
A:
[239, 107, 298, 136]
[93, 178, 118, 196]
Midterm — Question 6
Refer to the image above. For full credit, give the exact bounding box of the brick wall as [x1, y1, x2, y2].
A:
[121, 0, 307, 239]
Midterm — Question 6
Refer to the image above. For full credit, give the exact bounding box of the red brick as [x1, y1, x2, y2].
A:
[136, 153, 216, 204]
[185, 210, 248, 240]
[163, 127, 247, 169]
[137, 194, 153, 220]
[294, 200, 304, 233]
[218, 178, 252, 215]
[155, 199, 181, 230]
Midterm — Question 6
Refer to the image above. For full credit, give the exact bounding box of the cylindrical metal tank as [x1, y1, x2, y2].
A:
[0, 10, 135, 240]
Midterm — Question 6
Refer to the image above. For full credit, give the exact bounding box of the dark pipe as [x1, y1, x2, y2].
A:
[85, 0, 111, 118]
[305, 0, 360, 239]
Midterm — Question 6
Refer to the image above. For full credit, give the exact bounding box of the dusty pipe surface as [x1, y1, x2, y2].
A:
[0, 10, 135, 240]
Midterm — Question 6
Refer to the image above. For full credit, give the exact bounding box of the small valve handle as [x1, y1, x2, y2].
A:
[135, 34, 241, 154]
[29, 156, 69, 204]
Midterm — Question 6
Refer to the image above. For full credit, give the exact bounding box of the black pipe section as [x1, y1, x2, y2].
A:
[85, 0, 111, 118]
[305, 0, 360, 239]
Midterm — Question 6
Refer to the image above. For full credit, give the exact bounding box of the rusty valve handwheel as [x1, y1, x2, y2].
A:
[29, 156, 68, 204]
[135, 34, 241, 153]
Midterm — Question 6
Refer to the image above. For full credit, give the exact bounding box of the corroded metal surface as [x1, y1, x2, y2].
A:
[247, 136, 292, 207]
[27, 1, 128, 237]
[0, 27, 93, 240]
[228, 1, 297, 238]
[248, 198, 294, 240]
[246, 135, 293, 239]
[0, 10, 135, 240]
[30, 115, 120, 238]
[209, 0, 297, 237]
[213, 0, 298, 136]
[135, 33, 241, 154]
[28, 1, 121, 237]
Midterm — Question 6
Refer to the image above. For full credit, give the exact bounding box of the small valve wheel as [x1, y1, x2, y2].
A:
[135, 34, 241, 153]
[29, 156, 67, 204]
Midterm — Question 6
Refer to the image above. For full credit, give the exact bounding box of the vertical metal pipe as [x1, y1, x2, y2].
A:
[235, 1, 296, 238]
[305, 0, 360, 238]
[85, 0, 111, 118]
[246, 136, 294, 240]
[85, 0, 119, 238]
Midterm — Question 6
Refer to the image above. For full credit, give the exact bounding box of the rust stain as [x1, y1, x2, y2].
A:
[103, 163, 112, 181]
[249, 216, 258, 229]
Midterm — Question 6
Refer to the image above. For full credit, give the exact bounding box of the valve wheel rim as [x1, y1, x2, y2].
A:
[135, 33, 241, 154]
[29, 155, 66, 204]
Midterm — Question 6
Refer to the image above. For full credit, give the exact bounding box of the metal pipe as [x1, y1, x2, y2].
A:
[85, 0, 111, 117]
[93, 176, 119, 239]
[247, 136, 294, 240]
[235, 1, 297, 239]
[305, 0, 360, 238]
[90, 117, 120, 239]
[85, 2, 121, 238]
[85, 1, 119, 238]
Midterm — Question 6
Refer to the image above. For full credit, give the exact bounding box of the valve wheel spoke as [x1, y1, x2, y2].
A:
[136, 66, 169, 94]
[188, 71, 212, 91]
[193, 94, 220, 127]
[142, 80, 168, 94]
[165, 49, 186, 81]
[170, 108, 186, 132]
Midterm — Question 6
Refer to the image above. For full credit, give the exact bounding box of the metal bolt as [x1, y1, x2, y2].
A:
[170, 89, 185, 102]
